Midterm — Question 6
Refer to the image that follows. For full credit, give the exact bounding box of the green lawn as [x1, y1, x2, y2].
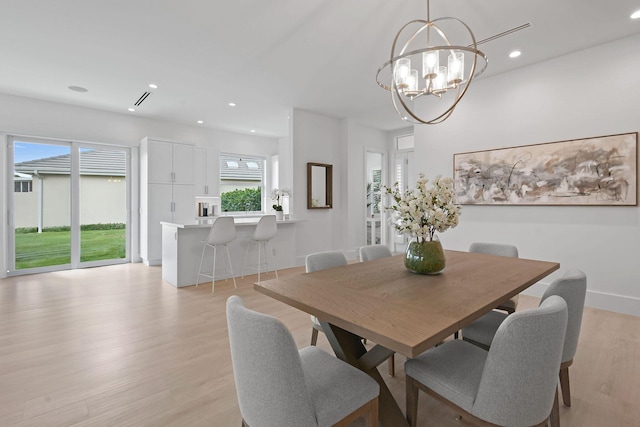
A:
[15, 229, 126, 269]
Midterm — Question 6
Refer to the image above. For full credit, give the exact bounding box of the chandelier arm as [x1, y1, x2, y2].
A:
[390, 19, 428, 61]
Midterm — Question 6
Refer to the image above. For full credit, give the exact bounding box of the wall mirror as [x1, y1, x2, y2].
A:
[307, 162, 333, 209]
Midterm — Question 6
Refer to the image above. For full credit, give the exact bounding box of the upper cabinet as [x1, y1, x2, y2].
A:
[194, 147, 220, 196]
[144, 138, 195, 185]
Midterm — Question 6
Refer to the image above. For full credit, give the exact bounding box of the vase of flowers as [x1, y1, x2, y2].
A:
[271, 188, 290, 221]
[384, 174, 461, 274]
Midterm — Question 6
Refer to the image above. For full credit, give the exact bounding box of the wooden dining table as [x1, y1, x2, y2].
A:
[255, 250, 560, 426]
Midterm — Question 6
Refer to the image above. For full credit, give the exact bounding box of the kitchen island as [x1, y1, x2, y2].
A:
[161, 216, 301, 287]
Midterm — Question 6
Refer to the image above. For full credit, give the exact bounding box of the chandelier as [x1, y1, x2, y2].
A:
[376, 0, 488, 124]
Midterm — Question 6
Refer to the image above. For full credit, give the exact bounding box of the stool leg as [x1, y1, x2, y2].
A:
[266, 240, 278, 279]
[257, 241, 262, 282]
[196, 245, 207, 288]
[224, 244, 237, 288]
[211, 246, 217, 294]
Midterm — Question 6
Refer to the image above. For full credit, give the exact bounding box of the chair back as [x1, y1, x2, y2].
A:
[359, 245, 392, 262]
[226, 296, 318, 427]
[541, 269, 587, 363]
[472, 296, 568, 426]
[253, 215, 278, 241]
[206, 216, 236, 245]
[469, 242, 518, 258]
[305, 251, 347, 273]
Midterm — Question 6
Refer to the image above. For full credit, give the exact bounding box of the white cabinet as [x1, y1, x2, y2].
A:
[140, 137, 196, 265]
[146, 139, 194, 185]
[194, 147, 219, 196]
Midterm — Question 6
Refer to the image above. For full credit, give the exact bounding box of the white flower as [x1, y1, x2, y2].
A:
[271, 188, 290, 209]
[383, 174, 461, 243]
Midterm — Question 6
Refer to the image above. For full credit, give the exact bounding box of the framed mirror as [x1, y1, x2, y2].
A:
[307, 162, 333, 209]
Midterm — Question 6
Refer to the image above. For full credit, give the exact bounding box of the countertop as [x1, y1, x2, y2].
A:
[161, 216, 302, 228]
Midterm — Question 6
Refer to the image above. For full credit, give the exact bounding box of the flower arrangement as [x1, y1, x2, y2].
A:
[271, 188, 290, 212]
[384, 174, 461, 243]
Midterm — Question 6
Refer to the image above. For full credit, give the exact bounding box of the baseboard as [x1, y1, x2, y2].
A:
[522, 281, 640, 317]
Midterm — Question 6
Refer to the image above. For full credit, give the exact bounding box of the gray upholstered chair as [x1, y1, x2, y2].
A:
[358, 244, 392, 262]
[469, 242, 520, 313]
[242, 214, 278, 282]
[357, 244, 396, 376]
[305, 251, 348, 346]
[462, 269, 587, 409]
[226, 295, 379, 427]
[405, 296, 568, 427]
[196, 216, 237, 293]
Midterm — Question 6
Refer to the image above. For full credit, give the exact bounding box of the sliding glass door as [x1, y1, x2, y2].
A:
[8, 136, 130, 275]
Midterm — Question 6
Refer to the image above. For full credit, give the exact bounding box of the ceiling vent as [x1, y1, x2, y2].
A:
[474, 22, 532, 46]
[134, 91, 151, 106]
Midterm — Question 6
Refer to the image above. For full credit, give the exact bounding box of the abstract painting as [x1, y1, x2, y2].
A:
[453, 133, 637, 206]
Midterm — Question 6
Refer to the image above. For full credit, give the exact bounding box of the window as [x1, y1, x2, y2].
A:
[219, 153, 265, 213]
[14, 181, 32, 192]
[396, 134, 414, 150]
[14, 172, 33, 192]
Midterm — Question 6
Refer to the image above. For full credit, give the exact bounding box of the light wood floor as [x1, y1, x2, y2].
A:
[0, 263, 638, 426]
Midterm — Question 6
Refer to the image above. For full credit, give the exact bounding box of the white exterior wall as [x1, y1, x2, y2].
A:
[13, 175, 126, 228]
[413, 34, 640, 316]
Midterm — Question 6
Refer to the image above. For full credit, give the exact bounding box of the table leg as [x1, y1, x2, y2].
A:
[320, 321, 408, 427]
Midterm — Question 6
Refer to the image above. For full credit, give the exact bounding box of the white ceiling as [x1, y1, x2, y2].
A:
[1, 0, 639, 138]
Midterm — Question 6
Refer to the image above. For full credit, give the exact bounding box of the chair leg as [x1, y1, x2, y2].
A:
[224, 245, 237, 288]
[311, 327, 319, 346]
[388, 354, 395, 377]
[368, 397, 378, 427]
[559, 366, 571, 407]
[550, 386, 560, 427]
[406, 376, 419, 427]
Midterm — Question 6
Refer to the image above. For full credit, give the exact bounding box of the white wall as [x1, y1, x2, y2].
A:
[413, 34, 640, 316]
[290, 109, 344, 263]
[0, 94, 279, 274]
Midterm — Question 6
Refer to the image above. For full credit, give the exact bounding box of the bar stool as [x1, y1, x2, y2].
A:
[196, 216, 237, 293]
[242, 215, 278, 282]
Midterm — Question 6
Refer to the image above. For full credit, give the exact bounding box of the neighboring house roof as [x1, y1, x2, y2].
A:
[220, 153, 263, 181]
[14, 150, 126, 176]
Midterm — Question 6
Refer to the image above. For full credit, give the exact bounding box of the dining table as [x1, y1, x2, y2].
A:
[254, 250, 560, 426]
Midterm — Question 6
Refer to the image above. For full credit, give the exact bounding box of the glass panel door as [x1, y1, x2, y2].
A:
[79, 146, 127, 264]
[365, 151, 384, 245]
[8, 137, 130, 275]
[392, 149, 415, 253]
[12, 140, 71, 270]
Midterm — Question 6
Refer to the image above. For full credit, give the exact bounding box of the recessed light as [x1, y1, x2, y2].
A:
[509, 50, 522, 58]
[228, 102, 236, 107]
[197, 120, 203, 124]
[68, 85, 88, 92]
[128, 108, 135, 112]
[250, 129, 256, 133]
[631, 10, 640, 19]
[149, 83, 158, 89]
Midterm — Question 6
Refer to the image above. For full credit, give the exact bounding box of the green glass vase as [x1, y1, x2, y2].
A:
[404, 236, 445, 275]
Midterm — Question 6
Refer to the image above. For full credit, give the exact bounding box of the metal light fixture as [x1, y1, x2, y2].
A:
[376, 0, 488, 124]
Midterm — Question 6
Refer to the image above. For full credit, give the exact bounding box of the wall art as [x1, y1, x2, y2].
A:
[453, 132, 638, 206]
